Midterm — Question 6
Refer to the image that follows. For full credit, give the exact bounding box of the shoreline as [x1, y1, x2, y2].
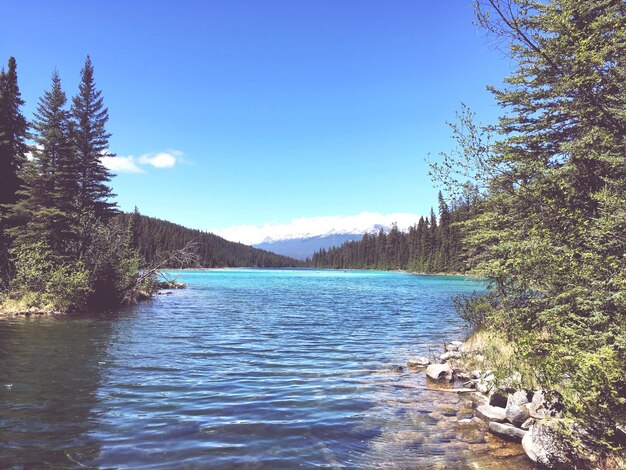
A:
[417, 333, 625, 469]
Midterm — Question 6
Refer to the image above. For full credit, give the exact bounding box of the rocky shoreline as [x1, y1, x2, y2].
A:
[406, 338, 618, 469]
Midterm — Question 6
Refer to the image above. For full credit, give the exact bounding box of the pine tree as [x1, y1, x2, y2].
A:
[0, 57, 28, 283]
[71, 56, 116, 220]
[8, 71, 76, 255]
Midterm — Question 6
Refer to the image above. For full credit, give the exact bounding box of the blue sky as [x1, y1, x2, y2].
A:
[1, 1, 510, 242]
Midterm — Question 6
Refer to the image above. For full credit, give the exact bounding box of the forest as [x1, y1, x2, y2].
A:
[310, 191, 476, 272]
[119, 210, 303, 269]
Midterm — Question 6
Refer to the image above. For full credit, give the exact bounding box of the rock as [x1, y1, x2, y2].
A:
[489, 391, 508, 408]
[528, 389, 564, 419]
[505, 390, 530, 426]
[407, 356, 430, 368]
[522, 422, 577, 467]
[471, 369, 482, 379]
[476, 404, 506, 423]
[426, 363, 453, 381]
[440, 351, 462, 361]
[388, 365, 404, 373]
[446, 341, 464, 352]
[521, 417, 535, 430]
[456, 371, 471, 380]
[475, 380, 493, 394]
[489, 421, 527, 442]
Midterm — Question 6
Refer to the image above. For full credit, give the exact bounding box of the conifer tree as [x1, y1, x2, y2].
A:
[71, 56, 116, 220]
[0, 57, 28, 283]
[9, 71, 76, 255]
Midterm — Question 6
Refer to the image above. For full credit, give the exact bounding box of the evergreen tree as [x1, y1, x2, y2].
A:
[8, 71, 76, 255]
[71, 56, 116, 220]
[0, 57, 28, 284]
[431, 0, 626, 446]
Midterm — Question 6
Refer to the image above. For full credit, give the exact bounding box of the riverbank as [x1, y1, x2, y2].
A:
[0, 279, 186, 317]
[415, 331, 626, 469]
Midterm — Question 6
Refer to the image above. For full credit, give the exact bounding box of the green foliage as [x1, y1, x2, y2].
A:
[432, 0, 626, 448]
[0, 57, 149, 312]
[116, 211, 303, 269]
[8, 242, 91, 312]
[42, 262, 91, 312]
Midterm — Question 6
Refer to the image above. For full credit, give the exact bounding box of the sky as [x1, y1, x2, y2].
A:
[1, 0, 511, 243]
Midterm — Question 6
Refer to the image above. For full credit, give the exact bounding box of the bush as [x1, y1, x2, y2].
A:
[43, 262, 91, 312]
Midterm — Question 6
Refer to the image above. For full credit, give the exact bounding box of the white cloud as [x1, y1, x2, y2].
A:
[101, 149, 184, 174]
[215, 212, 423, 245]
[138, 150, 182, 168]
[102, 155, 144, 173]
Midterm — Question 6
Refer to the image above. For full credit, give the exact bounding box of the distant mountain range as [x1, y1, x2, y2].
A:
[252, 224, 397, 259]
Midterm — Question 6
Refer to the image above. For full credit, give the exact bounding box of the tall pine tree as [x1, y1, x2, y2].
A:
[71, 56, 116, 220]
[0, 57, 28, 283]
[9, 71, 77, 256]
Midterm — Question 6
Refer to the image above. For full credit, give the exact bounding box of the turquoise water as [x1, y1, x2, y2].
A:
[0, 269, 531, 468]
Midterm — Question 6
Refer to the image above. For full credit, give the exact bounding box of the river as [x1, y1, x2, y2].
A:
[0, 269, 532, 468]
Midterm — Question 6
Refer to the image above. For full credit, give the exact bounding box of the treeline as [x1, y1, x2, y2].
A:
[119, 210, 304, 268]
[310, 191, 476, 272]
[0, 56, 151, 311]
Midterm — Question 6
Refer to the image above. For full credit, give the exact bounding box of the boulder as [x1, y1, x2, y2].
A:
[505, 390, 530, 426]
[489, 422, 527, 442]
[407, 356, 430, 368]
[476, 404, 506, 423]
[522, 422, 577, 467]
[440, 351, 462, 361]
[528, 389, 564, 419]
[426, 363, 453, 381]
[521, 417, 535, 430]
[445, 341, 464, 352]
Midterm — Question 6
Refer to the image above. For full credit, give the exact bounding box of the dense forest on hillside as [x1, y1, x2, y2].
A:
[119, 211, 303, 268]
[310, 191, 476, 272]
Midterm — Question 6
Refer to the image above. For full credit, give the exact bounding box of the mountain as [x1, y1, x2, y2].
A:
[117, 212, 304, 268]
[254, 233, 365, 260]
[252, 224, 395, 260]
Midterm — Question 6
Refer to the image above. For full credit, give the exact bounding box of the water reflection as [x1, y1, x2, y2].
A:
[0, 315, 115, 467]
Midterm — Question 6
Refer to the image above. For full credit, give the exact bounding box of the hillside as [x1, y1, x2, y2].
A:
[118, 212, 304, 268]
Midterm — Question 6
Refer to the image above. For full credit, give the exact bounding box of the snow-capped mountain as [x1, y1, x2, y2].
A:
[216, 212, 422, 260]
[253, 233, 366, 260]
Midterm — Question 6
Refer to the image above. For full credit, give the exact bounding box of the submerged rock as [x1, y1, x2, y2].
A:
[489, 422, 527, 442]
[426, 363, 453, 381]
[407, 356, 430, 368]
[476, 404, 506, 423]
